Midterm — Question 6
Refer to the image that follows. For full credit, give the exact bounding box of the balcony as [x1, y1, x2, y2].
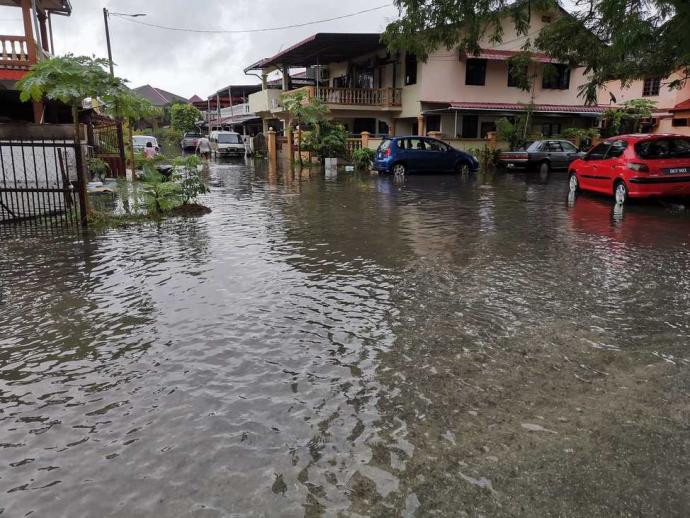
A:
[248, 89, 284, 114]
[0, 35, 33, 71]
[285, 86, 402, 110]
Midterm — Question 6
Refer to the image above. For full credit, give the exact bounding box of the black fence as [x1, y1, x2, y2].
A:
[0, 124, 85, 227]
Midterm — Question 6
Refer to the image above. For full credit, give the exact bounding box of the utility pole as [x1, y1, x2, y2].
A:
[103, 8, 114, 76]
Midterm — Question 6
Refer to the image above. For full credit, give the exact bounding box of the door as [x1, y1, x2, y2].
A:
[425, 138, 452, 172]
[600, 140, 629, 189]
[560, 140, 581, 167]
[578, 142, 610, 192]
[541, 141, 566, 169]
[404, 138, 430, 172]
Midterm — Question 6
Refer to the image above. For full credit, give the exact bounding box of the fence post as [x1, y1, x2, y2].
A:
[267, 129, 277, 162]
[74, 123, 88, 227]
[487, 131, 497, 150]
[361, 131, 370, 150]
[286, 125, 294, 163]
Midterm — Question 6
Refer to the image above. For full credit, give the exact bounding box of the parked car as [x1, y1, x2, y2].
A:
[373, 136, 479, 175]
[498, 140, 584, 173]
[181, 131, 201, 151]
[568, 134, 690, 204]
[209, 131, 246, 158]
[132, 135, 159, 154]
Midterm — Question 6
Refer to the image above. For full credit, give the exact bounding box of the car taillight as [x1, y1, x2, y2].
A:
[627, 162, 649, 173]
[384, 148, 391, 157]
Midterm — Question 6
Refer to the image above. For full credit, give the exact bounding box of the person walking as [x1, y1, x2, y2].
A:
[196, 135, 211, 161]
[143, 141, 157, 160]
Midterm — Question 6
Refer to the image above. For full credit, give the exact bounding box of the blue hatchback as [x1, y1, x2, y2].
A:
[373, 136, 479, 175]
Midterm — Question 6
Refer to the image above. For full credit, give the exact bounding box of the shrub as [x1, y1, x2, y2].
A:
[171, 155, 208, 204]
[87, 157, 110, 180]
[139, 165, 183, 215]
[467, 146, 501, 168]
[352, 147, 375, 169]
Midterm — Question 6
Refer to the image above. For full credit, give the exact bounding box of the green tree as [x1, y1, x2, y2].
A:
[170, 103, 201, 133]
[282, 91, 329, 166]
[602, 98, 656, 136]
[17, 55, 130, 222]
[383, 0, 690, 104]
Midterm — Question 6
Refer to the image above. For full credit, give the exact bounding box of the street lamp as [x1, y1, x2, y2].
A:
[103, 8, 146, 77]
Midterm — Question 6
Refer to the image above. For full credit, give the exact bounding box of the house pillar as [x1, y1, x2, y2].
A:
[261, 72, 268, 90]
[390, 119, 396, 137]
[282, 66, 290, 91]
[37, 10, 50, 52]
[417, 115, 425, 136]
[262, 118, 270, 134]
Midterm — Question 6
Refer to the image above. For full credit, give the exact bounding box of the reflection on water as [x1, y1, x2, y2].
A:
[1, 163, 689, 516]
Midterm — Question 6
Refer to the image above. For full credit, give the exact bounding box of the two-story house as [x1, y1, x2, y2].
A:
[244, 5, 605, 146]
[599, 73, 690, 137]
[0, 0, 72, 123]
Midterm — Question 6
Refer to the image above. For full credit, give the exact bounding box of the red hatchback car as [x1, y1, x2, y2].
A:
[568, 134, 690, 204]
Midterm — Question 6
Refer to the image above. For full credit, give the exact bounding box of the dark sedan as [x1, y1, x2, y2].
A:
[499, 140, 585, 174]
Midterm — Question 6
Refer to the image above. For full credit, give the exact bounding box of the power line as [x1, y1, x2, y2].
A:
[110, 4, 394, 34]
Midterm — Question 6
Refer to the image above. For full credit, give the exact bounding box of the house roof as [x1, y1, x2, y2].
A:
[244, 33, 385, 72]
[671, 99, 690, 112]
[189, 94, 204, 103]
[0, 0, 71, 14]
[438, 102, 608, 114]
[132, 84, 188, 106]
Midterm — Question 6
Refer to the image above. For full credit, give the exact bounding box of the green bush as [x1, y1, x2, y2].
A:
[171, 155, 208, 204]
[140, 165, 183, 215]
[87, 157, 110, 180]
[467, 146, 501, 168]
[352, 147, 375, 169]
[305, 121, 349, 159]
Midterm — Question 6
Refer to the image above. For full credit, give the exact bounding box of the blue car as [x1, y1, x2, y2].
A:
[373, 136, 479, 175]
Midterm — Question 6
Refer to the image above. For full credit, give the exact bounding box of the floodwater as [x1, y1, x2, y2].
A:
[1, 161, 689, 517]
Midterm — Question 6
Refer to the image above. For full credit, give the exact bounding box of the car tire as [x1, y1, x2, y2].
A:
[568, 172, 580, 193]
[539, 161, 550, 175]
[455, 161, 470, 175]
[614, 180, 628, 205]
[393, 163, 406, 176]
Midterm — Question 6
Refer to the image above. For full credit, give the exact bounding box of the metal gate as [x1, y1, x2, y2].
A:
[0, 124, 85, 227]
[90, 115, 126, 177]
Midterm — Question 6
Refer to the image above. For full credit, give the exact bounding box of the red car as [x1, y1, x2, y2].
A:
[568, 134, 690, 204]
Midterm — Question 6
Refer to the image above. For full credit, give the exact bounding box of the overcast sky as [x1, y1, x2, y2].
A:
[0, 1, 399, 99]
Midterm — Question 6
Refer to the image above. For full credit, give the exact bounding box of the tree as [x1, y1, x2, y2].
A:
[282, 91, 329, 166]
[383, 0, 690, 104]
[601, 98, 656, 136]
[106, 91, 161, 171]
[17, 55, 130, 223]
[170, 103, 201, 133]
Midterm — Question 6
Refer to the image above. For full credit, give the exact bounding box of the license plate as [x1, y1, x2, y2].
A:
[506, 163, 515, 168]
[666, 167, 689, 174]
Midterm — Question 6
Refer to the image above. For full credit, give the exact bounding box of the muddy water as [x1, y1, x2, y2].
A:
[1, 162, 689, 517]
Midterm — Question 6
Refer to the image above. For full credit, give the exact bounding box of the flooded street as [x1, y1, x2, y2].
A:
[1, 161, 689, 517]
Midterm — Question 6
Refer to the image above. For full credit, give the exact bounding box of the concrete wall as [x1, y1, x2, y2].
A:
[598, 73, 690, 111]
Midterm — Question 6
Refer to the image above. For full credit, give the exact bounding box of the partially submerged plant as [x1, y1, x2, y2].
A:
[171, 155, 209, 205]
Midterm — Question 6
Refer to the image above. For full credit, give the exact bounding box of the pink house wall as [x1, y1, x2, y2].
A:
[598, 74, 690, 111]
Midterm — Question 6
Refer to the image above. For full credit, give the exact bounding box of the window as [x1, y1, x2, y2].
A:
[507, 63, 527, 88]
[586, 143, 610, 160]
[542, 64, 570, 90]
[480, 121, 496, 138]
[405, 53, 417, 85]
[465, 59, 487, 86]
[540, 122, 561, 137]
[426, 115, 441, 132]
[217, 133, 242, 144]
[635, 138, 690, 159]
[461, 115, 479, 138]
[642, 78, 661, 97]
[426, 139, 449, 152]
[378, 120, 390, 135]
[672, 118, 688, 127]
[561, 141, 578, 153]
[606, 140, 628, 158]
[404, 138, 426, 150]
[540, 141, 563, 152]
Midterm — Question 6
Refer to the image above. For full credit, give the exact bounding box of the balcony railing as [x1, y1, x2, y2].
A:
[286, 86, 402, 108]
[0, 35, 33, 70]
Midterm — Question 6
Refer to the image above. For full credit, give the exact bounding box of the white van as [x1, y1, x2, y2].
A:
[209, 131, 245, 158]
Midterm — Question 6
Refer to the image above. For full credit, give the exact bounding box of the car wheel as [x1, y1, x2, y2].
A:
[614, 180, 628, 205]
[539, 161, 550, 175]
[568, 172, 580, 193]
[455, 161, 470, 175]
[393, 163, 406, 176]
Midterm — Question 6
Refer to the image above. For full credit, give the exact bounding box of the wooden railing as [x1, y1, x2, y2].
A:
[0, 35, 33, 70]
[284, 86, 403, 108]
[346, 138, 363, 156]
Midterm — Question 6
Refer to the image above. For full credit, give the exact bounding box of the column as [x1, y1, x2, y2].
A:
[267, 129, 277, 162]
[417, 115, 425, 136]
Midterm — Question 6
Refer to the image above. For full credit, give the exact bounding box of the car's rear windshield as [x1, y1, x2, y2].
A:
[133, 136, 155, 144]
[378, 140, 391, 152]
[635, 138, 690, 159]
[186, 132, 201, 138]
[218, 134, 242, 144]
